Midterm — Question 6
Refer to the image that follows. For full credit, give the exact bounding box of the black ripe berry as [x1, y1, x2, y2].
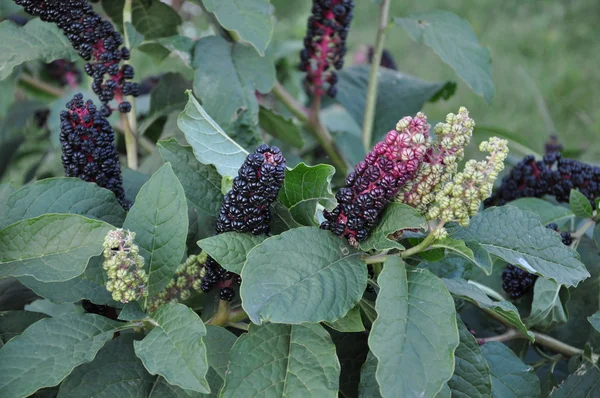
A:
[501, 264, 538, 299]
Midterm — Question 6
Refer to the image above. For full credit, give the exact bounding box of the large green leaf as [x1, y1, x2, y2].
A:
[24, 299, 82, 318]
[525, 278, 569, 331]
[394, 11, 494, 103]
[241, 227, 367, 324]
[157, 139, 223, 217]
[443, 278, 533, 340]
[199, 0, 274, 55]
[221, 323, 340, 397]
[0, 214, 111, 282]
[510, 198, 574, 226]
[139, 73, 190, 136]
[123, 163, 188, 298]
[481, 342, 540, 398]
[450, 206, 589, 287]
[102, 0, 182, 39]
[0, 19, 77, 80]
[258, 106, 304, 149]
[333, 65, 454, 146]
[177, 92, 249, 178]
[0, 311, 46, 346]
[449, 318, 492, 397]
[197, 232, 265, 274]
[278, 163, 335, 226]
[0, 313, 122, 397]
[134, 303, 209, 393]
[359, 203, 427, 251]
[358, 351, 382, 398]
[57, 334, 154, 397]
[550, 363, 600, 397]
[369, 257, 459, 398]
[426, 238, 493, 275]
[0, 178, 126, 229]
[192, 36, 275, 149]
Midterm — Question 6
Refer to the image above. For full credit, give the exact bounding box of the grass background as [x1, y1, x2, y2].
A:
[272, 0, 599, 162]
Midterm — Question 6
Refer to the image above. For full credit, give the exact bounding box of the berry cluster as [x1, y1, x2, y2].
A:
[486, 152, 600, 206]
[59, 94, 129, 209]
[299, 0, 354, 98]
[103, 229, 148, 304]
[321, 113, 429, 246]
[546, 223, 573, 246]
[45, 59, 82, 88]
[15, 0, 139, 115]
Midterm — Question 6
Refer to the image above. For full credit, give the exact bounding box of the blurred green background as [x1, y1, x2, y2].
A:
[273, 0, 599, 162]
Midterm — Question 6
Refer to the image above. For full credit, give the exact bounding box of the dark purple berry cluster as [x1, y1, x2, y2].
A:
[200, 145, 287, 301]
[321, 114, 428, 246]
[45, 59, 82, 87]
[14, 0, 139, 116]
[299, 0, 354, 98]
[486, 152, 600, 206]
[501, 264, 538, 299]
[59, 94, 129, 209]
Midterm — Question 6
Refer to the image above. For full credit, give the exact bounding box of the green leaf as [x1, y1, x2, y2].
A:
[124, 21, 145, 48]
[594, 224, 600, 250]
[369, 257, 459, 398]
[450, 206, 589, 287]
[0, 72, 17, 120]
[0, 184, 15, 210]
[550, 363, 600, 397]
[324, 304, 365, 333]
[270, 201, 303, 235]
[359, 203, 426, 251]
[481, 342, 541, 398]
[177, 92, 249, 178]
[569, 189, 593, 219]
[139, 73, 190, 136]
[359, 351, 382, 398]
[0, 178, 126, 229]
[197, 232, 266, 274]
[118, 301, 147, 321]
[333, 65, 455, 146]
[449, 318, 492, 397]
[241, 227, 367, 324]
[148, 377, 204, 398]
[0, 214, 111, 282]
[0, 19, 77, 80]
[443, 278, 534, 341]
[102, 0, 182, 39]
[123, 163, 188, 298]
[0, 313, 122, 397]
[134, 303, 209, 393]
[58, 334, 154, 397]
[24, 299, 82, 318]
[427, 237, 493, 275]
[0, 311, 46, 346]
[157, 139, 223, 217]
[199, 0, 274, 55]
[192, 36, 275, 149]
[221, 323, 340, 397]
[258, 106, 304, 148]
[394, 11, 494, 103]
[525, 278, 569, 331]
[278, 163, 336, 226]
[588, 311, 600, 333]
[510, 198, 574, 226]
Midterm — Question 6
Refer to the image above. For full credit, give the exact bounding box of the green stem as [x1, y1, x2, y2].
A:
[401, 233, 437, 259]
[227, 322, 249, 331]
[364, 253, 392, 265]
[19, 73, 64, 97]
[206, 300, 231, 326]
[120, 112, 139, 171]
[228, 308, 249, 324]
[271, 81, 309, 124]
[361, 0, 391, 150]
[122, 0, 138, 170]
[468, 280, 505, 301]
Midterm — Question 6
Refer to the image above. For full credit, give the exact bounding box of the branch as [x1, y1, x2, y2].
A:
[122, 0, 139, 170]
[271, 81, 309, 124]
[361, 0, 391, 150]
[476, 328, 521, 344]
[19, 74, 64, 97]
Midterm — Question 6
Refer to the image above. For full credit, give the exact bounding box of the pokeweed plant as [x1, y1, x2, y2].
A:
[0, 1, 599, 398]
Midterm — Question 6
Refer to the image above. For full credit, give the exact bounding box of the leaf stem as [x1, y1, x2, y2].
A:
[206, 300, 231, 326]
[227, 322, 249, 331]
[122, 0, 138, 170]
[476, 328, 521, 344]
[363, 253, 392, 265]
[228, 308, 249, 323]
[401, 233, 437, 259]
[468, 280, 505, 302]
[572, 217, 595, 241]
[19, 73, 64, 97]
[271, 81, 309, 124]
[361, 0, 391, 150]
[120, 112, 139, 170]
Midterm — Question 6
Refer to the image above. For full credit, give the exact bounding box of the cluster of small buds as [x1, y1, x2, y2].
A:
[485, 152, 600, 206]
[45, 60, 82, 88]
[321, 113, 429, 246]
[14, 0, 139, 115]
[398, 107, 475, 214]
[59, 94, 129, 209]
[427, 137, 509, 228]
[299, 0, 354, 98]
[103, 229, 148, 304]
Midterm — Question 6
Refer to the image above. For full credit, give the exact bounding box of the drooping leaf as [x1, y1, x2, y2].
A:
[122, 168, 151, 204]
[258, 106, 304, 148]
[588, 312, 600, 334]
[102, 0, 182, 39]
[139, 73, 190, 136]
[118, 302, 147, 321]
[427, 237, 493, 275]
[177, 92, 249, 178]
[443, 278, 534, 341]
[0, 178, 126, 229]
[359, 203, 427, 251]
[0, 313, 122, 397]
[324, 304, 365, 333]
[358, 351, 382, 398]
[221, 323, 340, 397]
[278, 163, 336, 226]
[510, 198, 574, 226]
[394, 11, 494, 102]
[199, 0, 274, 55]
[24, 299, 82, 318]
[123, 163, 188, 298]
[449, 206, 589, 287]
[134, 303, 209, 393]
[550, 362, 600, 397]
[369, 257, 459, 398]
[0, 214, 111, 282]
[241, 227, 367, 324]
[197, 232, 266, 274]
[525, 278, 569, 331]
[0, 19, 77, 80]
[481, 342, 541, 398]
[569, 189, 593, 219]
[0, 311, 46, 346]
